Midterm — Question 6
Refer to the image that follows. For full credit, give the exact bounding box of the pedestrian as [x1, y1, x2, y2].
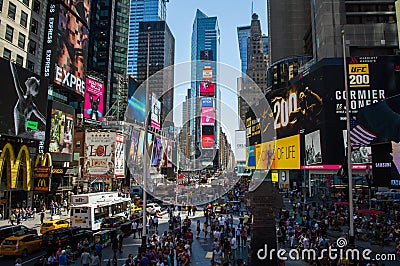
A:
[95, 240, 103, 263]
[230, 235, 237, 261]
[40, 209, 45, 224]
[211, 245, 223, 266]
[9, 212, 16, 225]
[117, 232, 124, 253]
[240, 226, 247, 248]
[111, 235, 118, 260]
[15, 258, 22, 266]
[63, 199, 68, 212]
[91, 251, 100, 266]
[125, 254, 134, 266]
[131, 220, 138, 239]
[138, 221, 143, 238]
[196, 220, 201, 238]
[80, 248, 91, 266]
[58, 250, 68, 266]
[154, 216, 159, 232]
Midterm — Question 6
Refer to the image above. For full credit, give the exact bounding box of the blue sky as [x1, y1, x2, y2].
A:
[167, 0, 267, 143]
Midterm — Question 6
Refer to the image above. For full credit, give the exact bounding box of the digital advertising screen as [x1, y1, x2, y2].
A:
[202, 66, 213, 81]
[84, 76, 104, 123]
[305, 130, 322, 165]
[151, 137, 162, 166]
[150, 94, 161, 130]
[61, 0, 90, 27]
[201, 107, 215, 125]
[115, 134, 125, 178]
[202, 125, 214, 136]
[200, 50, 213, 61]
[200, 81, 215, 96]
[42, 3, 88, 96]
[202, 135, 214, 149]
[48, 101, 75, 157]
[202, 97, 213, 107]
[0, 57, 49, 140]
[167, 141, 173, 168]
[127, 77, 145, 123]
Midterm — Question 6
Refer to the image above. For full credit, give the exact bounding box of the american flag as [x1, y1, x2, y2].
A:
[349, 117, 377, 149]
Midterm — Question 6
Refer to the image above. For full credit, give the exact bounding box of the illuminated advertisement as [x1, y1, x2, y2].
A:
[342, 130, 372, 164]
[167, 141, 173, 168]
[202, 135, 214, 149]
[61, 0, 90, 26]
[202, 66, 213, 81]
[305, 130, 322, 165]
[150, 94, 161, 130]
[200, 50, 213, 61]
[235, 130, 246, 162]
[201, 107, 215, 125]
[246, 146, 256, 169]
[84, 131, 116, 178]
[127, 77, 145, 123]
[115, 134, 125, 178]
[202, 97, 213, 107]
[151, 137, 162, 166]
[136, 130, 145, 165]
[49, 101, 75, 156]
[392, 142, 400, 188]
[0, 58, 48, 141]
[42, 3, 88, 96]
[84, 76, 104, 123]
[200, 81, 215, 96]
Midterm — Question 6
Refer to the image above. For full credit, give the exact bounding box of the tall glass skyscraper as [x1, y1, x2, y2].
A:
[190, 9, 220, 169]
[237, 26, 251, 77]
[127, 0, 168, 77]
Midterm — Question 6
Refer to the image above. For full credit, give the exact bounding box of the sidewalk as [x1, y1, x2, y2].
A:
[0, 210, 70, 231]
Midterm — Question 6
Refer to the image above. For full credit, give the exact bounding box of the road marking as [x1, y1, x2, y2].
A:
[21, 252, 46, 265]
[122, 243, 141, 247]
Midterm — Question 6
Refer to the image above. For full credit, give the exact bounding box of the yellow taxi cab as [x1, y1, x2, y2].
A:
[131, 205, 142, 213]
[40, 219, 70, 234]
[0, 234, 41, 257]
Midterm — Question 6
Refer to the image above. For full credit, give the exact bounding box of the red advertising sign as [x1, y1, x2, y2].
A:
[201, 107, 215, 125]
[202, 135, 214, 149]
[200, 81, 215, 96]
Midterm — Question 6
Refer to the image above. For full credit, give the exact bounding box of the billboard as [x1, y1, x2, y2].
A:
[201, 107, 215, 125]
[391, 142, 400, 188]
[202, 135, 214, 149]
[200, 50, 213, 61]
[127, 77, 145, 123]
[84, 131, 116, 178]
[235, 130, 246, 162]
[342, 130, 372, 164]
[150, 94, 161, 130]
[42, 3, 88, 96]
[200, 81, 215, 96]
[202, 66, 213, 81]
[202, 125, 214, 136]
[115, 134, 125, 178]
[305, 130, 322, 165]
[167, 141, 173, 167]
[84, 76, 104, 123]
[61, 0, 91, 26]
[0, 58, 48, 140]
[48, 101, 75, 157]
[151, 137, 162, 166]
[202, 97, 213, 107]
[33, 166, 52, 192]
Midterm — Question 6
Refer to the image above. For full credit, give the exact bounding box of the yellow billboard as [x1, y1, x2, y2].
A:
[271, 172, 279, 182]
[256, 134, 300, 170]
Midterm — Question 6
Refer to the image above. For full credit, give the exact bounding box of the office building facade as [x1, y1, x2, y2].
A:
[127, 0, 168, 77]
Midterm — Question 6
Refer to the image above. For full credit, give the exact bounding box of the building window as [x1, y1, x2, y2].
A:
[18, 33, 25, 49]
[3, 48, 11, 60]
[28, 40, 36, 55]
[31, 19, 38, 34]
[33, 0, 40, 13]
[22, 0, 29, 6]
[27, 60, 34, 72]
[8, 2, 16, 20]
[5, 25, 14, 42]
[0, 0, 3, 11]
[16, 55, 23, 66]
[20, 11, 28, 27]
[75, 140, 81, 149]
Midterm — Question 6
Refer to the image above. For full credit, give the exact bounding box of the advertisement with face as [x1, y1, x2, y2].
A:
[84, 131, 116, 178]
[62, 0, 91, 26]
[151, 94, 161, 130]
[200, 81, 215, 96]
[49, 102, 75, 155]
[0, 58, 48, 140]
[84, 76, 104, 123]
[115, 134, 125, 178]
[201, 107, 215, 125]
[42, 3, 88, 96]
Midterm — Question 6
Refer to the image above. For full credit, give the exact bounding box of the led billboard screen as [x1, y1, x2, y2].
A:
[201, 107, 215, 125]
[42, 3, 88, 96]
[48, 102, 75, 155]
[202, 135, 214, 149]
[150, 94, 161, 130]
[115, 134, 125, 178]
[200, 50, 213, 61]
[61, 0, 90, 26]
[202, 66, 213, 81]
[202, 97, 213, 107]
[127, 77, 145, 123]
[0, 58, 48, 140]
[200, 81, 215, 96]
[84, 76, 104, 123]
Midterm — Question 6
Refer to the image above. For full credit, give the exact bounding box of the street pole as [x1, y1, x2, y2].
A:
[141, 26, 151, 249]
[342, 30, 355, 246]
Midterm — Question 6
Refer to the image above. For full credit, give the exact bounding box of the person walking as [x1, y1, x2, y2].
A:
[40, 209, 45, 224]
[95, 241, 102, 264]
[15, 258, 22, 266]
[9, 212, 16, 225]
[230, 235, 237, 262]
[111, 235, 118, 261]
[117, 232, 124, 253]
[58, 250, 68, 266]
[80, 248, 91, 266]
[131, 220, 138, 239]
[211, 245, 223, 266]
[196, 220, 201, 239]
[138, 221, 143, 239]
[91, 251, 100, 266]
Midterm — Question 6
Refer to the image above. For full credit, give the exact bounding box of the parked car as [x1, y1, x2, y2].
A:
[101, 215, 132, 235]
[40, 219, 70, 234]
[146, 203, 161, 215]
[41, 227, 93, 252]
[0, 225, 37, 244]
[0, 234, 41, 257]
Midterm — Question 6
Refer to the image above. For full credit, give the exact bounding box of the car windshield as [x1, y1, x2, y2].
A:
[2, 240, 17, 245]
[42, 223, 54, 227]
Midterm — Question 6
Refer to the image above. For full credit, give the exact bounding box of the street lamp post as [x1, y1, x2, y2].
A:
[141, 26, 151, 250]
[342, 30, 355, 246]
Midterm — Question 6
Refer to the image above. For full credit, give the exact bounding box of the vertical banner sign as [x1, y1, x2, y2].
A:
[235, 130, 246, 162]
[34, 166, 52, 191]
[84, 131, 116, 178]
[150, 94, 161, 130]
[115, 134, 125, 178]
[84, 76, 104, 123]
[202, 66, 213, 81]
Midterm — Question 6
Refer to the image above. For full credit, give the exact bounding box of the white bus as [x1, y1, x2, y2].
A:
[70, 192, 131, 231]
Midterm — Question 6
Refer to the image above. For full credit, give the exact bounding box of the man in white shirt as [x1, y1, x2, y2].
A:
[131, 221, 138, 239]
[230, 235, 237, 261]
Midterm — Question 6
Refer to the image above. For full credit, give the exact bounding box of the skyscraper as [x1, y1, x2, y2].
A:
[88, 0, 129, 119]
[127, 0, 168, 77]
[137, 20, 175, 128]
[237, 26, 251, 77]
[190, 9, 220, 169]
